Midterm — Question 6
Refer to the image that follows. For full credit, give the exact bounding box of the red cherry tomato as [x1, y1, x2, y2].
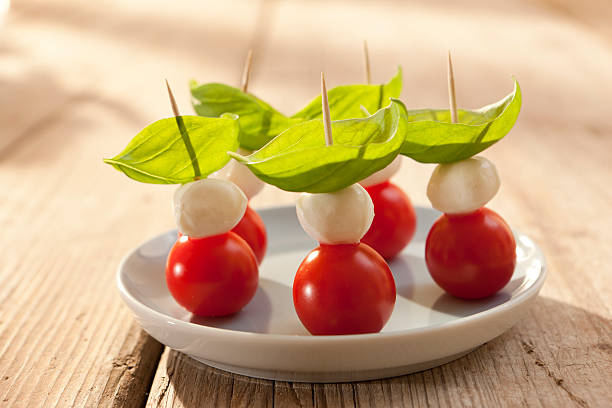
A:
[293, 243, 396, 335]
[231, 205, 267, 264]
[425, 207, 516, 299]
[362, 181, 416, 260]
[166, 232, 258, 316]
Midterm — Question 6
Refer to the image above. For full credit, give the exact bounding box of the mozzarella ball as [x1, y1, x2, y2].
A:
[360, 156, 402, 187]
[173, 178, 247, 238]
[296, 184, 374, 244]
[427, 156, 500, 214]
[211, 148, 264, 200]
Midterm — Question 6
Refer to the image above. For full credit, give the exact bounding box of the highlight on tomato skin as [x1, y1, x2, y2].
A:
[425, 207, 516, 300]
[166, 232, 259, 317]
[293, 243, 396, 335]
[362, 181, 416, 260]
[231, 205, 267, 264]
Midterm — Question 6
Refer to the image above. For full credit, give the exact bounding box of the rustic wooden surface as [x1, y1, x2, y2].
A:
[1, 0, 611, 406]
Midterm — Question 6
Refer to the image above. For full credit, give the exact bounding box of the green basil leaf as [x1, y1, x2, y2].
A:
[230, 101, 405, 193]
[189, 68, 401, 151]
[291, 67, 402, 121]
[397, 80, 521, 163]
[104, 115, 239, 184]
[190, 81, 301, 151]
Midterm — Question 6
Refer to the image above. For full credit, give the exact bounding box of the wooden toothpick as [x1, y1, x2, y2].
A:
[165, 79, 180, 117]
[240, 49, 254, 93]
[363, 40, 371, 85]
[447, 51, 458, 124]
[321, 72, 333, 146]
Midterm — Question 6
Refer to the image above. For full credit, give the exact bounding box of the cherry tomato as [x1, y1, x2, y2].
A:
[362, 181, 417, 260]
[166, 232, 258, 316]
[293, 243, 396, 335]
[231, 205, 267, 264]
[425, 207, 516, 299]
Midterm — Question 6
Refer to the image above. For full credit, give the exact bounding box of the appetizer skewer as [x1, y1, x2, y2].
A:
[292, 74, 396, 335]
[211, 50, 267, 264]
[358, 43, 417, 260]
[165, 81, 258, 316]
[424, 54, 516, 299]
[106, 82, 259, 317]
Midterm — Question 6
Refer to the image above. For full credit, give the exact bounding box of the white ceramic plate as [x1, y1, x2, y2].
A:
[117, 206, 546, 383]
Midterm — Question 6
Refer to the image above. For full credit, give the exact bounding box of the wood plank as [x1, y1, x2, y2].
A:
[0, 98, 170, 408]
[274, 382, 313, 408]
[1, 0, 611, 406]
[313, 383, 355, 407]
[147, 350, 274, 408]
[94, 323, 164, 408]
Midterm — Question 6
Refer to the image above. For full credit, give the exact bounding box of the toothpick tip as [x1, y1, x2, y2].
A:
[165, 79, 180, 117]
[240, 50, 254, 93]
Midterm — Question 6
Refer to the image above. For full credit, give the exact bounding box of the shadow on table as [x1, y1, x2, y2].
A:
[161, 296, 611, 407]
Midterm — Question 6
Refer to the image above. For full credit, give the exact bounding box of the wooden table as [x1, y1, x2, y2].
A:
[1, 0, 611, 406]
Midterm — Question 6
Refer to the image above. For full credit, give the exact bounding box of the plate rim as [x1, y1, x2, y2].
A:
[117, 205, 547, 343]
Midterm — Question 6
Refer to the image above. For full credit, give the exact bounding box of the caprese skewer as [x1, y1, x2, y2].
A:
[165, 81, 258, 315]
[210, 50, 267, 264]
[358, 42, 416, 260]
[424, 54, 516, 299]
[293, 74, 396, 335]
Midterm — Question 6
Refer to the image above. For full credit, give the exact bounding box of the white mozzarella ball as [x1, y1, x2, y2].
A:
[360, 156, 402, 187]
[296, 184, 374, 244]
[427, 156, 500, 214]
[211, 148, 264, 200]
[173, 178, 247, 238]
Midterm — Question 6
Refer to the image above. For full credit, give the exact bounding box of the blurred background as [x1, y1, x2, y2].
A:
[1, 1, 611, 405]
[2, 0, 611, 193]
[1, 0, 611, 237]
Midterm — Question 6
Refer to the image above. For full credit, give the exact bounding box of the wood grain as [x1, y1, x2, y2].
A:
[0, 0, 611, 407]
[143, 297, 611, 407]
